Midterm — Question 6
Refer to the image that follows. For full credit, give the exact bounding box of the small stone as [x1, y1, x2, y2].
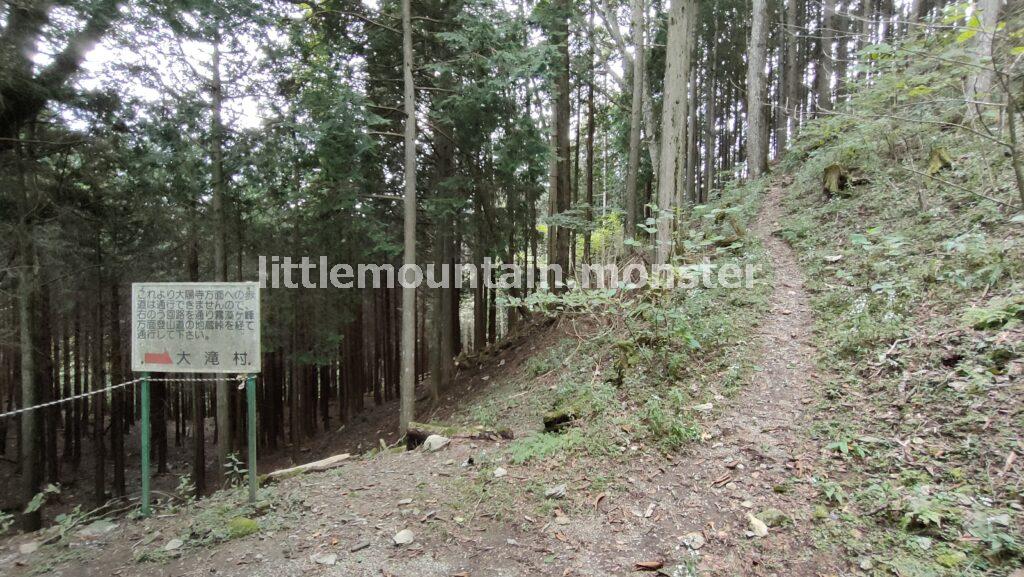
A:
[740, 500, 754, 509]
[18, 541, 40, 555]
[392, 529, 415, 546]
[493, 467, 507, 478]
[164, 538, 184, 551]
[545, 484, 567, 499]
[350, 540, 371, 552]
[78, 519, 118, 538]
[658, 564, 695, 577]
[747, 513, 769, 538]
[397, 498, 413, 506]
[422, 435, 450, 452]
[311, 553, 337, 566]
[691, 403, 714, 413]
[554, 516, 571, 525]
[681, 532, 706, 550]
[859, 558, 874, 570]
[988, 514, 1011, 526]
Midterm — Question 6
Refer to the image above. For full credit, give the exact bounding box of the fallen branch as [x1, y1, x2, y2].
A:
[405, 421, 513, 450]
[263, 453, 351, 484]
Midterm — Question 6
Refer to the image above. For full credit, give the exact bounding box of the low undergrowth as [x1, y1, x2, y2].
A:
[447, 177, 774, 519]
[780, 20, 1024, 577]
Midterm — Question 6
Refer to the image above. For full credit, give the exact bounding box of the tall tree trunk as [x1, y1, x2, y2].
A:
[38, 277, 57, 484]
[61, 317, 72, 463]
[624, 0, 645, 245]
[834, 7, 849, 101]
[17, 202, 41, 531]
[429, 106, 455, 403]
[186, 200, 205, 496]
[210, 33, 231, 482]
[548, 0, 572, 287]
[704, 29, 718, 202]
[584, 9, 596, 264]
[966, 0, 1003, 109]
[399, 0, 417, 436]
[746, 0, 770, 177]
[73, 302, 83, 470]
[685, 66, 699, 202]
[781, 0, 798, 152]
[109, 283, 125, 497]
[704, 63, 720, 200]
[656, 0, 697, 265]
[815, 0, 835, 115]
[909, 0, 931, 25]
[91, 238, 106, 507]
[858, 0, 875, 84]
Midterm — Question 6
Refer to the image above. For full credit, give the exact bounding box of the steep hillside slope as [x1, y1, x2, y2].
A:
[778, 27, 1023, 577]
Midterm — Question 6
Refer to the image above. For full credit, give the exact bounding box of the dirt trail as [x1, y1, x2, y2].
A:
[518, 183, 838, 576]
[2, 185, 840, 577]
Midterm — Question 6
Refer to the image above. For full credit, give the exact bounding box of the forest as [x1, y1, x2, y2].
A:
[0, 0, 1022, 575]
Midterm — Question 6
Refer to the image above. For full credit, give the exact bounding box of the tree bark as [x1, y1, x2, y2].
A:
[624, 0, 645, 244]
[209, 33, 231, 482]
[548, 0, 572, 287]
[399, 0, 417, 437]
[656, 0, 696, 265]
[186, 198, 205, 496]
[746, 0, 770, 177]
[17, 201, 41, 531]
[584, 9, 596, 264]
[966, 0, 1003, 108]
[91, 238, 106, 507]
[685, 65, 699, 202]
[109, 283, 125, 497]
[909, 0, 931, 25]
[815, 0, 835, 115]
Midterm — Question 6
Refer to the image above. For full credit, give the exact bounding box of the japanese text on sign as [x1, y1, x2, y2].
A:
[131, 282, 261, 373]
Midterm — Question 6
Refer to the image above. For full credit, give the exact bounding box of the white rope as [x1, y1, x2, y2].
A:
[0, 376, 250, 420]
[0, 378, 144, 420]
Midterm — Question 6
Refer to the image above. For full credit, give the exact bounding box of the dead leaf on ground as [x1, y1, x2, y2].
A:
[634, 560, 665, 571]
[1001, 452, 1017, 475]
[712, 473, 732, 487]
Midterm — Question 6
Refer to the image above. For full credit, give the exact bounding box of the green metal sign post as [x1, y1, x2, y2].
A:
[139, 375, 259, 516]
[141, 373, 151, 517]
[133, 282, 261, 517]
[246, 375, 257, 504]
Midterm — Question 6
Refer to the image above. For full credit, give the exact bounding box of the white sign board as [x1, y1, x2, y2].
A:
[131, 282, 261, 373]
